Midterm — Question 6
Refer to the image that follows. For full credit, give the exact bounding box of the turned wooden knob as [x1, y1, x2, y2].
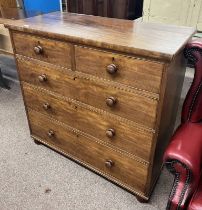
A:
[106, 128, 115, 138]
[106, 96, 117, 107]
[38, 74, 47, 82]
[106, 64, 118, 74]
[105, 160, 114, 168]
[34, 45, 43, 54]
[47, 130, 55, 138]
[43, 102, 51, 110]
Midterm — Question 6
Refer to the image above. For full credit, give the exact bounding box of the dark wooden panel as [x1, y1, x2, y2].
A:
[145, 51, 187, 196]
[67, 0, 142, 20]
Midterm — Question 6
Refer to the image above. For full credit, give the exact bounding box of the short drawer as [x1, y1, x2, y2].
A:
[17, 57, 159, 129]
[23, 84, 154, 162]
[12, 32, 72, 68]
[75, 46, 164, 93]
[28, 109, 149, 194]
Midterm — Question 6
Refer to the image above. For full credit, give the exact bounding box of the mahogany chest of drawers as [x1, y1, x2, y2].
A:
[4, 12, 195, 201]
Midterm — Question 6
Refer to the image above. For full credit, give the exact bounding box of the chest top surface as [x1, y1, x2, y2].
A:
[3, 12, 195, 61]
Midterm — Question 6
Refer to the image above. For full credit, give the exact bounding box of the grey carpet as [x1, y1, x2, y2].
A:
[0, 67, 194, 210]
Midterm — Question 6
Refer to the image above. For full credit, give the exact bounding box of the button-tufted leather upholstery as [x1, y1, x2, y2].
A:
[188, 175, 202, 210]
[164, 39, 202, 210]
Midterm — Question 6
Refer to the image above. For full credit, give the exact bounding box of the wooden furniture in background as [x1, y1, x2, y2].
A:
[0, 0, 17, 8]
[67, 0, 143, 20]
[0, 0, 17, 54]
[0, 7, 41, 89]
[0, 8, 41, 54]
[4, 12, 195, 201]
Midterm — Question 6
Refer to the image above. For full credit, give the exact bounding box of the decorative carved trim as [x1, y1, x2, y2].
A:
[28, 108, 149, 165]
[75, 44, 164, 64]
[23, 82, 155, 134]
[16, 54, 160, 100]
[75, 70, 159, 100]
[165, 159, 192, 210]
[16, 54, 70, 71]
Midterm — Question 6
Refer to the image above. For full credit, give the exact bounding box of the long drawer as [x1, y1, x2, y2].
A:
[17, 56, 159, 129]
[75, 45, 164, 93]
[28, 109, 149, 194]
[23, 83, 154, 162]
[12, 32, 72, 68]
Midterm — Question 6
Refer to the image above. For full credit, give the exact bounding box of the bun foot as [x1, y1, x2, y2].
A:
[33, 139, 41, 145]
[136, 196, 148, 203]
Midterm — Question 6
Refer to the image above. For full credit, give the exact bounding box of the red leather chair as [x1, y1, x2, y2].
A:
[163, 39, 202, 210]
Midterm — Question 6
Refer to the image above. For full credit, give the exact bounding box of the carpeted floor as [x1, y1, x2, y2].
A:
[0, 66, 193, 210]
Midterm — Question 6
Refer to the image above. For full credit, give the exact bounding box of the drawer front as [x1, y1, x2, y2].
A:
[17, 57, 158, 129]
[28, 109, 148, 194]
[75, 46, 164, 93]
[23, 84, 154, 162]
[12, 32, 72, 68]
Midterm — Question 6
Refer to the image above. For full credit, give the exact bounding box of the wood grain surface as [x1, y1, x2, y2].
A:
[7, 12, 194, 200]
[28, 109, 149, 194]
[23, 83, 154, 162]
[17, 57, 159, 129]
[12, 32, 72, 68]
[3, 12, 196, 61]
[75, 45, 164, 93]
[146, 51, 187, 196]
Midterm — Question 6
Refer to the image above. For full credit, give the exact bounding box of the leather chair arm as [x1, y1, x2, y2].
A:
[183, 39, 202, 123]
[163, 123, 202, 210]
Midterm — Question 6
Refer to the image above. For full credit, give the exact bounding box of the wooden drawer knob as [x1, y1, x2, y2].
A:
[34, 45, 43, 54]
[105, 160, 114, 168]
[38, 74, 47, 82]
[106, 96, 117, 107]
[106, 128, 115, 138]
[106, 64, 117, 74]
[43, 102, 51, 110]
[47, 130, 55, 138]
